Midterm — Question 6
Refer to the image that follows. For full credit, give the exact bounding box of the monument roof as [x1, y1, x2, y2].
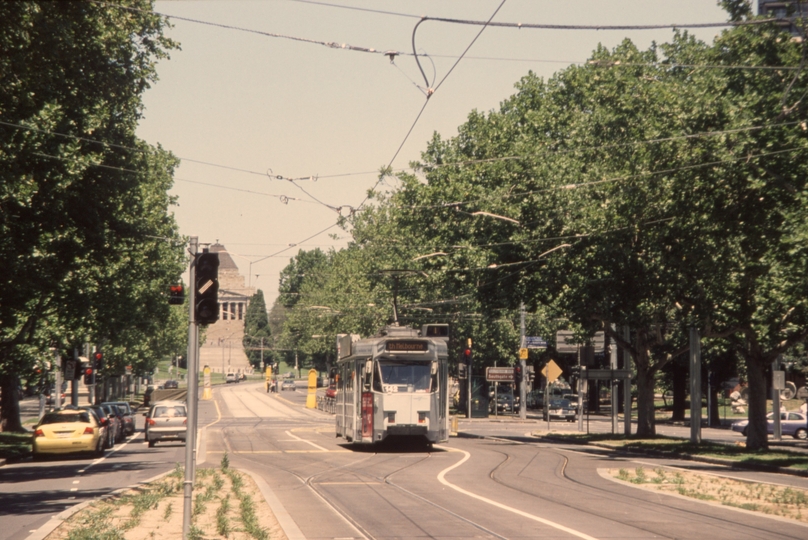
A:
[209, 243, 238, 271]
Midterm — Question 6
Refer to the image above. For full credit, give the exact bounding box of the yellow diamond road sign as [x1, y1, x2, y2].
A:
[541, 360, 562, 383]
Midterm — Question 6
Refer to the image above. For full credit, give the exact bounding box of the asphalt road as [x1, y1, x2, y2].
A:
[207, 381, 808, 540]
[4, 382, 808, 540]
[0, 403, 185, 540]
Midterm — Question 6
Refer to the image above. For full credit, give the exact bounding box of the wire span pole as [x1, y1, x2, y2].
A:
[183, 236, 199, 539]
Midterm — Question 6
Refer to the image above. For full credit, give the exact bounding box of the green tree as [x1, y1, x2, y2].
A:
[367, 12, 808, 442]
[0, 1, 181, 431]
[243, 290, 272, 369]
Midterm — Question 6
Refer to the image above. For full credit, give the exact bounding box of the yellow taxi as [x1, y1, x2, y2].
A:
[33, 409, 105, 459]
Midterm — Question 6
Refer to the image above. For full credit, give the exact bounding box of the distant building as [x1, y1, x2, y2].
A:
[758, 1, 808, 37]
[199, 243, 256, 374]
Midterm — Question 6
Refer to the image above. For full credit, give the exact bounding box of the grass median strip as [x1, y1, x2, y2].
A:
[48, 455, 284, 540]
[610, 466, 808, 522]
[544, 433, 808, 473]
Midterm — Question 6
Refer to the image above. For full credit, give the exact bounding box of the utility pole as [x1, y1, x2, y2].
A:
[623, 326, 632, 436]
[519, 303, 527, 420]
[72, 347, 79, 407]
[183, 236, 200, 539]
[690, 327, 701, 444]
[610, 327, 618, 434]
[773, 356, 782, 441]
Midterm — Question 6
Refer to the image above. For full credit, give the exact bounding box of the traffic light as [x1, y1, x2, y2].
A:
[462, 337, 472, 365]
[83, 364, 95, 385]
[195, 251, 219, 325]
[570, 365, 581, 384]
[169, 284, 185, 305]
[514, 365, 523, 385]
[93, 351, 104, 372]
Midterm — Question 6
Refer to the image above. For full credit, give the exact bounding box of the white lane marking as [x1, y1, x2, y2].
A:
[72, 480, 79, 484]
[435, 446, 600, 540]
[283, 430, 329, 452]
[69, 488, 78, 492]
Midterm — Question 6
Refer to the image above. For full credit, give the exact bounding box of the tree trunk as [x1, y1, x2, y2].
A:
[635, 348, 656, 437]
[745, 357, 769, 451]
[671, 360, 687, 421]
[0, 372, 25, 433]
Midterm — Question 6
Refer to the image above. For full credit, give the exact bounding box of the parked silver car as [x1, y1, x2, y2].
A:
[144, 400, 187, 447]
[731, 412, 807, 440]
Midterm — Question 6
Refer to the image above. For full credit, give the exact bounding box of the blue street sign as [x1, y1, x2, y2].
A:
[525, 336, 547, 349]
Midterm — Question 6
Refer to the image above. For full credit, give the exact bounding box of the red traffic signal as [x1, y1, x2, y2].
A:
[169, 284, 185, 305]
[93, 351, 104, 371]
[83, 366, 95, 385]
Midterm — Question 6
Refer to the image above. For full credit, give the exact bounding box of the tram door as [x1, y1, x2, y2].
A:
[343, 362, 355, 439]
[439, 360, 448, 441]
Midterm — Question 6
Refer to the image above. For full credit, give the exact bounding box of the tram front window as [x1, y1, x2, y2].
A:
[376, 361, 433, 393]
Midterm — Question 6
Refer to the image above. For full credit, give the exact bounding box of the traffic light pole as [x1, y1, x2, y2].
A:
[183, 237, 199, 540]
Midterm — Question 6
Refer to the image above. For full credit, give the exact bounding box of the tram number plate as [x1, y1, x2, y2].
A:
[386, 341, 428, 353]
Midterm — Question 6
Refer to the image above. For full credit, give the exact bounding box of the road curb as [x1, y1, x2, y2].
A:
[243, 468, 306, 540]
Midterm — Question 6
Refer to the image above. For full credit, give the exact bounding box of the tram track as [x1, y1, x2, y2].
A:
[211, 386, 804, 539]
[217, 416, 507, 540]
[479, 437, 807, 540]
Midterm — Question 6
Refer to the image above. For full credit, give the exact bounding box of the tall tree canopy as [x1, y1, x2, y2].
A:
[243, 290, 271, 369]
[276, 8, 808, 449]
[0, 1, 185, 431]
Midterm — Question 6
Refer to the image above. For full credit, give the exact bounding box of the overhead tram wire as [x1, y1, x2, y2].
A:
[395, 145, 808, 213]
[89, 3, 800, 72]
[7, 118, 804, 210]
[356, 0, 508, 212]
[289, 0, 791, 32]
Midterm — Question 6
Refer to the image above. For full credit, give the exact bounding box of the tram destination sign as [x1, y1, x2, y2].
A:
[386, 340, 429, 353]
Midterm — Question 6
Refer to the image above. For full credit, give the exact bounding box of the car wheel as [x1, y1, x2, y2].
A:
[95, 439, 105, 457]
[742, 426, 748, 437]
[795, 428, 807, 441]
[148, 440, 155, 448]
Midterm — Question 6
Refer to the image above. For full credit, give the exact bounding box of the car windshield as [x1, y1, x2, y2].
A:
[40, 412, 91, 425]
[113, 403, 131, 414]
[376, 360, 433, 392]
[154, 406, 186, 418]
[549, 399, 570, 408]
[102, 402, 129, 414]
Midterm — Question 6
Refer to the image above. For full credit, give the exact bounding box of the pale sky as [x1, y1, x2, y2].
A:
[135, 0, 736, 307]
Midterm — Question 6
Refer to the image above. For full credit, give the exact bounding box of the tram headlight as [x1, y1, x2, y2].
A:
[418, 412, 427, 424]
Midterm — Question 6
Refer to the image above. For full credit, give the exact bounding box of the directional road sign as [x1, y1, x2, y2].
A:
[541, 360, 562, 383]
[583, 369, 631, 380]
[486, 367, 515, 382]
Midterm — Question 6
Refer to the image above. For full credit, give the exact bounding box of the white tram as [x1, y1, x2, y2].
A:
[334, 324, 450, 445]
